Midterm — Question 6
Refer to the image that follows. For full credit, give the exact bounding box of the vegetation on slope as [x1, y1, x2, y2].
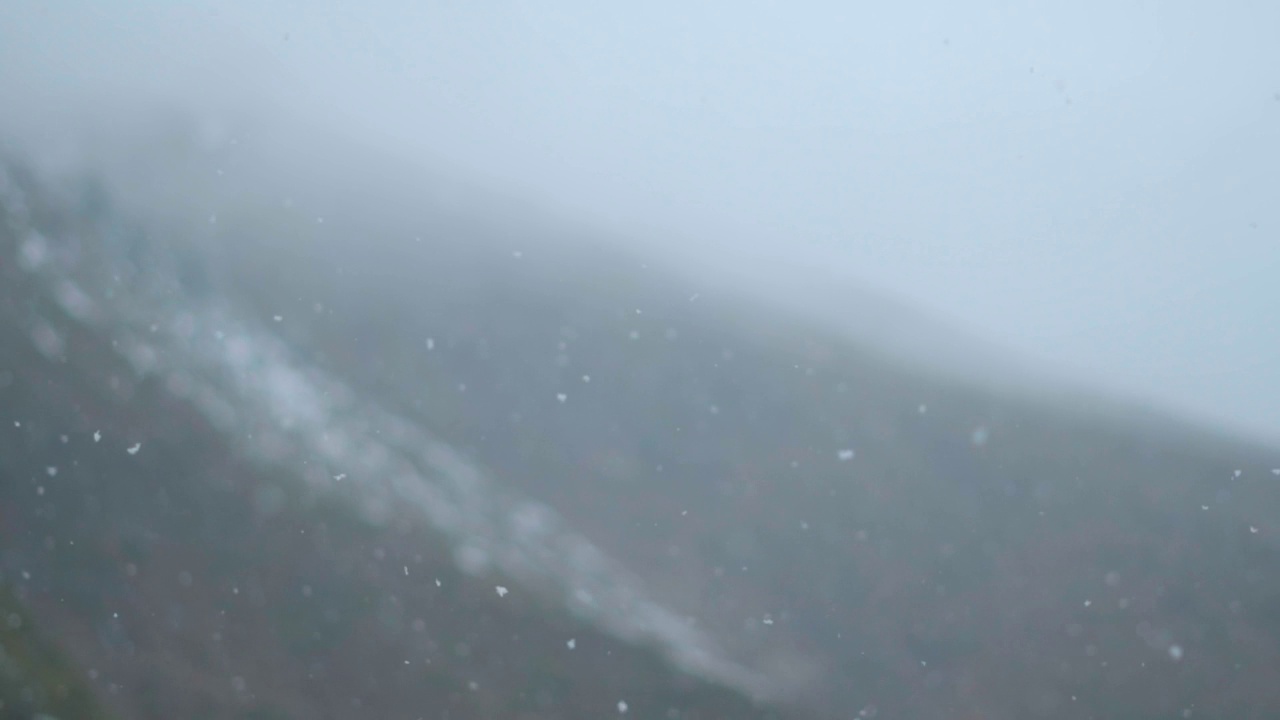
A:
[2, 144, 1280, 720]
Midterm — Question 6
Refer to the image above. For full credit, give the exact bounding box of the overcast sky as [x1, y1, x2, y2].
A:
[2, 0, 1278, 442]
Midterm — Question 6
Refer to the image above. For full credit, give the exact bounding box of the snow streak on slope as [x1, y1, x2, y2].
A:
[0, 161, 782, 702]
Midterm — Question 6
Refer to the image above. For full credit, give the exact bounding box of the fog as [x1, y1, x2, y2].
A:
[3, 0, 1278, 442]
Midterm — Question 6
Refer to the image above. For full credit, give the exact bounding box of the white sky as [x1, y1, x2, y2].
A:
[3, 0, 1278, 442]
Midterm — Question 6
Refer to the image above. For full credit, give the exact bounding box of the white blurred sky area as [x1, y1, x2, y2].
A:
[2, 1, 1278, 441]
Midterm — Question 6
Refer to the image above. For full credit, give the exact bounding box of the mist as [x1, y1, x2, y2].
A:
[3, 0, 1278, 442]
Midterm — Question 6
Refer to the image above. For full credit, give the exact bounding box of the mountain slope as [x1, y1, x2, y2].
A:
[0, 156, 796, 719]
[3, 135, 1280, 720]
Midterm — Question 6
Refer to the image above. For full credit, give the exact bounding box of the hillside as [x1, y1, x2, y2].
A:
[3, 141, 1280, 720]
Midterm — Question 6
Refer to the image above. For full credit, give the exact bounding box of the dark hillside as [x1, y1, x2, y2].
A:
[2, 147, 1279, 719]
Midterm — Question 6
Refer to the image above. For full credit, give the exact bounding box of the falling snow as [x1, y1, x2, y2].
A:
[127, 443, 142, 455]
[93, 430, 101, 442]
[617, 700, 629, 714]
[495, 586, 508, 597]
[971, 426, 990, 447]
[837, 449, 855, 461]
[566, 638, 576, 649]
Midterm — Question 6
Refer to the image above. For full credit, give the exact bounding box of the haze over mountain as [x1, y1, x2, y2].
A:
[2, 3, 1280, 719]
[3, 0, 1279, 442]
